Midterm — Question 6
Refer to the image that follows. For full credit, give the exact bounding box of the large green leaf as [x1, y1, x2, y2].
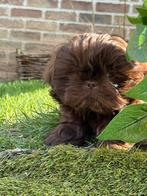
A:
[98, 104, 147, 143]
[128, 2, 147, 25]
[136, 7, 147, 17]
[126, 24, 147, 62]
[127, 16, 147, 25]
[127, 16, 142, 25]
[125, 77, 147, 102]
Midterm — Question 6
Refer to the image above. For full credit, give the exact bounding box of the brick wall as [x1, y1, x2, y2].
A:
[0, 0, 142, 81]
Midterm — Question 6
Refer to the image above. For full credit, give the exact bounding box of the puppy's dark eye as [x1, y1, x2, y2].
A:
[81, 69, 93, 78]
[107, 74, 119, 88]
[80, 69, 90, 74]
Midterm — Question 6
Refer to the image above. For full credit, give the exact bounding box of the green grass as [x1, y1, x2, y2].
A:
[0, 80, 147, 195]
[0, 146, 147, 195]
[0, 80, 59, 151]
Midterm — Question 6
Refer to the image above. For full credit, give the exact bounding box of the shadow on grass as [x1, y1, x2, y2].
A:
[0, 110, 59, 151]
[0, 80, 48, 98]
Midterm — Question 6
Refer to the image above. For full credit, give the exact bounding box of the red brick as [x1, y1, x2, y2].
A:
[45, 11, 76, 21]
[11, 8, 42, 18]
[0, 8, 8, 16]
[132, 4, 140, 14]
[24, 43, 53, 53]
[26, 21, 57, 31]
[8, 53, 18, 70]
[0, 51, 6, 57]
[94, 26, 113, 34]
[0, 0, 23, 5]
[0, 60, 17, 72]
[0, 61, 7, 73]
[96, 3, 129, 13]
[128, 28, 135, 37]
[94, 26, 125, 38]
[0, 18, 24, 29]
[0, 70, 18, 81]
[10, 31, 41, 42]
[0, 40, 22, 52]
[0, 29, 8, 39]
[113, 15, 131, 26]
[42, 33, 72, 43]
[27, 0, 57, 8]
[79, 13, 112, 24]
[60, 23, 92, 33]
[0, 56, 18, 81]
[61, 0, 92, 11]
[0, 51, 7, 62]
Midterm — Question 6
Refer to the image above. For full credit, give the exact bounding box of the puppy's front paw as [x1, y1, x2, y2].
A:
[44, 123, 85, 146]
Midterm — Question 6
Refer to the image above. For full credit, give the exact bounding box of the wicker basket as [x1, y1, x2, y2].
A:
[16, 50, 51, 80]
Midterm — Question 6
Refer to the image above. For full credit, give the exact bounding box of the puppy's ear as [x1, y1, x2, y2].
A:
[140, 62, 147, 75]
[43, 43, 66, 83]
[111, 35, 128, 49]
[43, 53, 55, 83]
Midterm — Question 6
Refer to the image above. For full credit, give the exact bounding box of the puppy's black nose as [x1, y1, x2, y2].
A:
[87, 81, 96, 88]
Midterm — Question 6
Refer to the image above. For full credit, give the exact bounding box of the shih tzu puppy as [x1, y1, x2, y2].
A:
[44, 33, 146, 148]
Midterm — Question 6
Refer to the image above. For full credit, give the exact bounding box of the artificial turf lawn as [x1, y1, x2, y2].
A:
[0, 80, 147, 195]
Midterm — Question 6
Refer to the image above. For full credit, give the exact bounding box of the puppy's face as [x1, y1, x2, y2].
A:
[60, 67, 124, 114]
[50, 34, 143, 114]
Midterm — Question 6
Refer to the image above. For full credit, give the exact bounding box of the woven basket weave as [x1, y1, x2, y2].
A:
[16, 51, 51, 80]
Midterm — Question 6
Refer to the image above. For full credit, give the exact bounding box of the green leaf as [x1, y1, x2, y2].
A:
[98, 104, 147, 143]
[143, 0, 147, 8]
[125, 77, 147, 102]
[126, 24, 147, 62]
[142, 16, 147, 25]
[136, 7, 147, 17]
[127, 16, 142, 25]
[138, 26, 147, 47]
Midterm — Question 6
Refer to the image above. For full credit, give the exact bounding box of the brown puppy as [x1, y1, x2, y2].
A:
[44, 33, 146, 147]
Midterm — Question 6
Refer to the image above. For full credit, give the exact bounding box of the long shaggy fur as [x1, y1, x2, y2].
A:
[44, 33, 146, 147]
